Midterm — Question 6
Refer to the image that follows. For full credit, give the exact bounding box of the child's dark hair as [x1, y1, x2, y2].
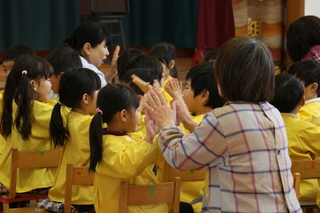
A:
[204, 48, 220, 62]
[1, 56, 53, 140]
[119, 55, 163, 83]
[271, 74, 304, 113]
[89, 84, 140, 172]
[287, 16, 320, 62]
[45, 46, 82, 76]
[63, 22, 111, 52]
[186, 62, 225, 109]
[288, 59, 320, 94]
[122, 68, 161, 96]
[2, 44, 36, 62]
[149, 42, 178, 78]
[50, 68, 101, 147]
[117, 48, 145, 81]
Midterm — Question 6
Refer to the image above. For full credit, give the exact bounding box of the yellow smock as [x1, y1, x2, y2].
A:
[93, 131, 167, 213]
[298, 98, 320, 126]
[281, 113, 320, 202]
[49, 110, 93, 204]
[0, 90, 5, 156]
[0, 100, 57, 193]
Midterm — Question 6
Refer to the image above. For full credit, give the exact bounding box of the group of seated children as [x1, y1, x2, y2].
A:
[1, 19, 318, 212]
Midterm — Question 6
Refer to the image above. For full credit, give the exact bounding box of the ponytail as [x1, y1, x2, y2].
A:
[14, 73, 34, 140]
[50, 103, 69, 147]
[89, 113, 103, 172]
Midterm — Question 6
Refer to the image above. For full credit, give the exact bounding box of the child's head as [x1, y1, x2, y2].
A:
[215, 36, 274, 103]
[119, 54, 163, 84]
[149, 42, 178, 79]
[1, 56, 53, 140]
[50, 68, 101, 147]
[204, 48, 220, 62]
[184, 62, 225, 115]
[117, 48, 145, 81]
[45, 46, 82, 94]
[89, 84, 140, 172]
[271, 73, 304, 113]
[288, 59, 320, 99]
[287, 16, 320, 62]
[2, 44, 36, 75]
[63, 22, 110, 69]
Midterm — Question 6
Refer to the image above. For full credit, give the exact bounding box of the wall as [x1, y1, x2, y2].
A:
[304, 0, 320, 17]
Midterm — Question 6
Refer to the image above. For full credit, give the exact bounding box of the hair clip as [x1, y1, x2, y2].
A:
[96, 108, 103, 115]
[21, 70, 28, 75]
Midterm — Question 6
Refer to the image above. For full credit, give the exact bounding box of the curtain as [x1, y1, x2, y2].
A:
[232, 0, 284, 67]
[196, 0, 235, 52]
[0, 0, 199, 52]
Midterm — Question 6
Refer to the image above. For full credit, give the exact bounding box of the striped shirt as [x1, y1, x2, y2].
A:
[158, 102, 301, 213]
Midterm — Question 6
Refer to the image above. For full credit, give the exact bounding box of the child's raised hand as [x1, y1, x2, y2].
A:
[144, 89, 175, 129]
[164, 78, 182, 99]
[143, 109, 158, 143]
[175, 94, 198, 133]
[131, 74, 152, 93]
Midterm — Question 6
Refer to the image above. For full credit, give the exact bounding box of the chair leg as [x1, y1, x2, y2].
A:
[2, 203, 9, 213]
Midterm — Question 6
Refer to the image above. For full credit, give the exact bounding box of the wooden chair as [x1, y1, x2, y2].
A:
[291, 160, 320, 213]
[0, 148, 63, 213]
[64, 164, 94, 213]
[119, 177, 180, 213]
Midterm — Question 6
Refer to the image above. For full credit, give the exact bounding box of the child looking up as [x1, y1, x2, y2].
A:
[2, 44, 35, 76]
[89, 84, 166, 213]
[45, 68, 101, 213]
[149, 42, 178, 86]
[146, 36, 301, 212]
[270, 73, 320, 203]
[288, 59, 320, 126]
[0, 56, 56, 194]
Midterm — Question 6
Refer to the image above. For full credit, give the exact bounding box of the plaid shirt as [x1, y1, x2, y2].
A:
[159, 102, 301, 213]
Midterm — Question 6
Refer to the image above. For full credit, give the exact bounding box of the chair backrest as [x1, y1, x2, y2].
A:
[119, 177, 180, 213]
[78, 0, 130, 16]
[163, 161, 207, 182]
[291, 160, 320, 200]
[64, 164, 95, 213]
[9, 148, 63, 199]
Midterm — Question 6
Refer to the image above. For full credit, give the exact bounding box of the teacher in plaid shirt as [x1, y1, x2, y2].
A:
[146, 36, 301, 213]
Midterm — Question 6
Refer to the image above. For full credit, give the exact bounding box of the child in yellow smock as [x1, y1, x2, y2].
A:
[271, 73, 320, 202]
[288, 59, 320, 126]
[89, 84, 166, 213]
[0, 56, 56, 194]
[42, 68, 101, 212]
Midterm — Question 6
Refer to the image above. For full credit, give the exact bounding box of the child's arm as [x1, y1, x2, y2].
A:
[131, 74, 152, 93]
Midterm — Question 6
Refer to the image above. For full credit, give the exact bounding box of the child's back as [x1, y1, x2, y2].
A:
[271, 73, 320, 202]
[0, 56, 55, 193]
[89, 84, 166, 213]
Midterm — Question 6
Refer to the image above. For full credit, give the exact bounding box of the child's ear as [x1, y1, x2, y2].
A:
[29, 80, 37, 91]
[169, 60, 175, 69]
[82, 93, 90, 105]
[82, 42, 92, 56]
[119, 109, 127, 122]
[201, 89, 210, 104]
[311, 82, 318, 92]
